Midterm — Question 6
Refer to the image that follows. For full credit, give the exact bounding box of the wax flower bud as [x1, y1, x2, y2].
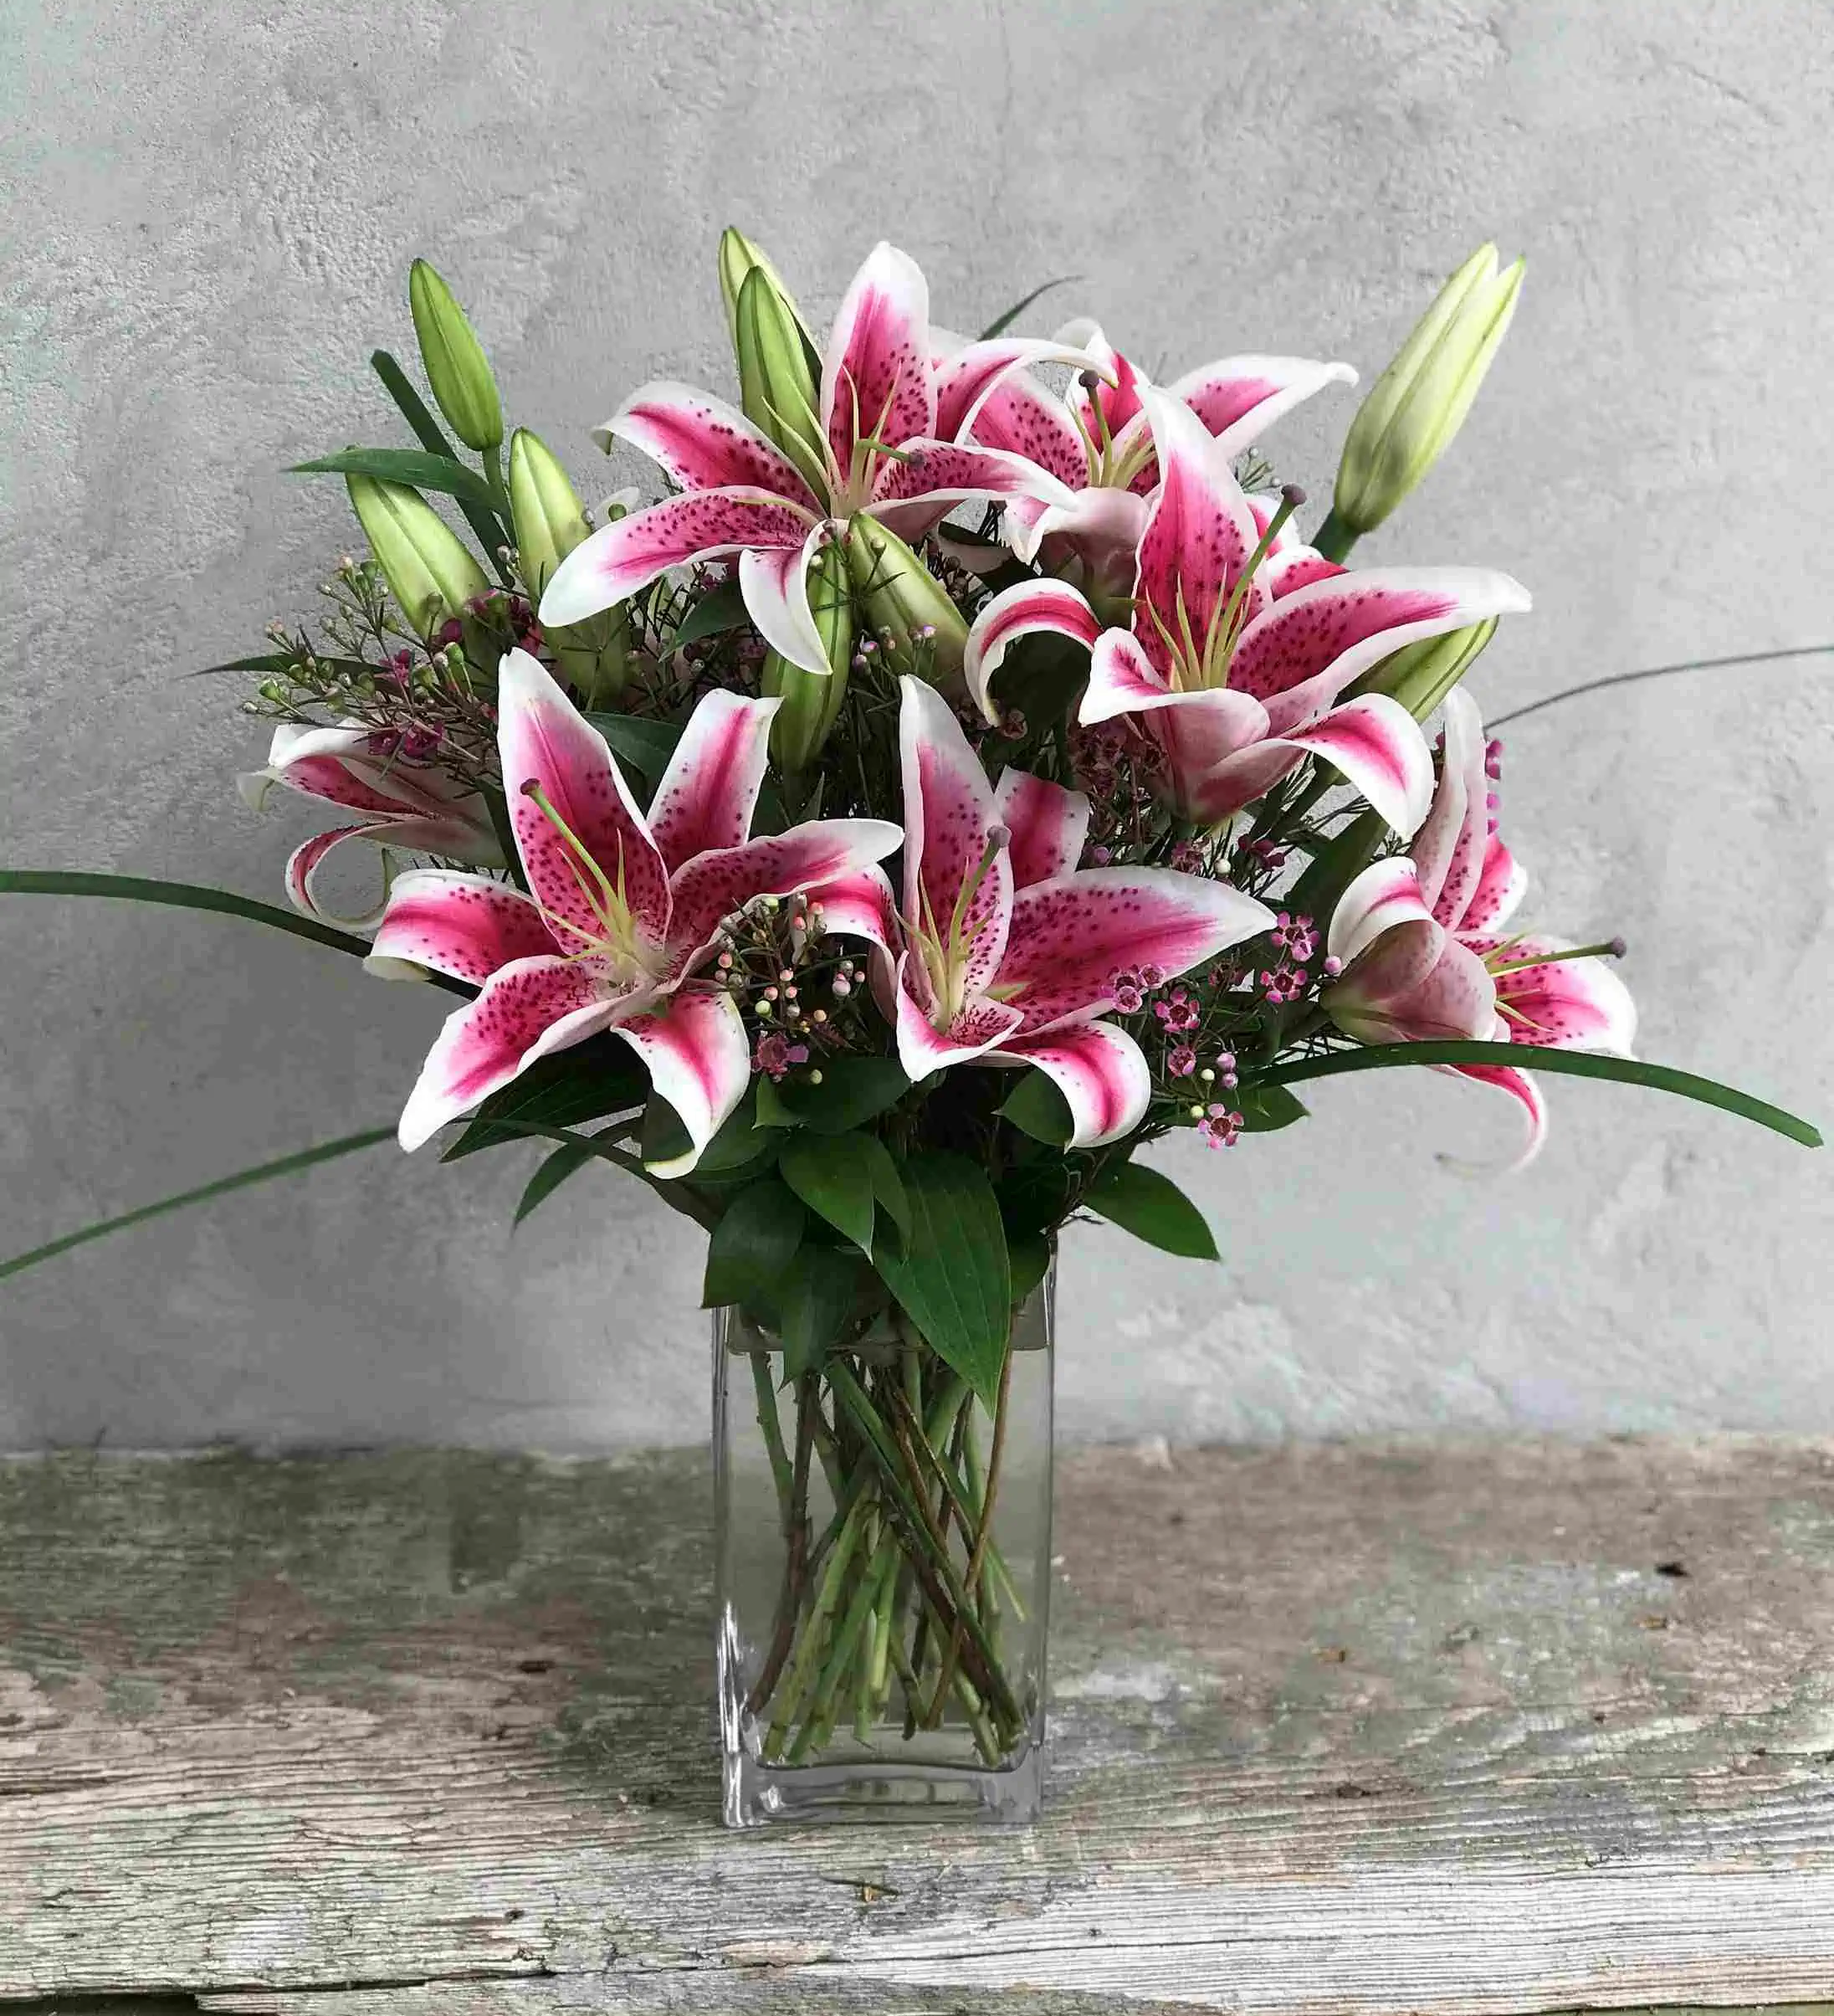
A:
[346, 475, 489, 639]
[407, 259, 504, 455]
[761, 541, 852, 777]
[844, 514, 968, 688]
[1330, 244, 1524, 545]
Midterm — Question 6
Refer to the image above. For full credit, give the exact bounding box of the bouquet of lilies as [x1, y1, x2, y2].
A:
[5, 233, 1817, 1785]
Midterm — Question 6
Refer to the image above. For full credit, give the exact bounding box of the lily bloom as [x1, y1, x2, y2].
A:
[969, 316, 1356, 594]
[372, 650, 900, 1169]
[963, 386, 1531, 836]
[816, 677, 1272, 1147]
[540, 242, 1087, 675]
[239, 721, 502, 928]
[1324, 689, 1637, 1159]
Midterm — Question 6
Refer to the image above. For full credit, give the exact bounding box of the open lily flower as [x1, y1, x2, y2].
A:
[239, 722, 503, 928]
[371, 650, 900, 1169]
[540, 243, 1088, 675]
[968, 316, 1356, 593]
[1325, 689, 1637, 1160]
[822, 678, 1272, 1147]
[963, 387, 1531, 836]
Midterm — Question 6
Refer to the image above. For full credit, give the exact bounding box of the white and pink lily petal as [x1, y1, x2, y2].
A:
[380, 650, 899, 1168]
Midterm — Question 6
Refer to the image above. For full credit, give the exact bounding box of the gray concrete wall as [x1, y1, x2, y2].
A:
[2, 0, 1829, 1452]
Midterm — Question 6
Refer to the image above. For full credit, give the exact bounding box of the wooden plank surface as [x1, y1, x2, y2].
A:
[3, 1438, 1834, 2013]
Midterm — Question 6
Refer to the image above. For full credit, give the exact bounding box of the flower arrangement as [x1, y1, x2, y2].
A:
[3, 233, 1818, 1821]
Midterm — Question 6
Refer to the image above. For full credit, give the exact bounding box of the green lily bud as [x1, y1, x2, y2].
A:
[1349, 617, 1498, 721]
[346, 474, 489, 639]
[844, 514, 970, 690]
[407, 258, 503, 454]
[1329, 244, 1524, 545]
[506, 428, 589, 597]
[718, 227, 821, 362]
[735, 265, 828, 497]
[761, 541, 852, 777]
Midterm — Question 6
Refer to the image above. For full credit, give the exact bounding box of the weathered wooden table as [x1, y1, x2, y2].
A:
[3, 1439, 1833, 2014]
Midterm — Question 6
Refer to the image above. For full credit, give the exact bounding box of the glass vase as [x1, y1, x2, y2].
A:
[714, 1267, 1054, 1827]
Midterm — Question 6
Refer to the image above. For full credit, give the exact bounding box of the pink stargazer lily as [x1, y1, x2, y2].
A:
[968, 316, 1355, 592]
[962, 386, 1532, 836]
[239, 722, 503, 927]
[1325, 689, 1637, 1160]
[814, 677, 1272, 1147]
[539, 243, 1088, 675]
[372, 650, 900, 1169]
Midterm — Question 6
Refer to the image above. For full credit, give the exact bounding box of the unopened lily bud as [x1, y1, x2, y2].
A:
[346, 475, 489, 639]
[1349, 616, 1498, 721]
[844, 514, 969, 690]
[1331, 244, 1524, 543]
[507, 428, 589, 598]
[718, 227, 820, 357]
[735, 264, 827, 496]
[408, 259, 503, 454]
[761, 541, 852, 775]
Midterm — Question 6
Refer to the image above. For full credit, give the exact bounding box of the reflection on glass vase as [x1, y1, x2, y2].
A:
[714, 1267, 1054, 1828]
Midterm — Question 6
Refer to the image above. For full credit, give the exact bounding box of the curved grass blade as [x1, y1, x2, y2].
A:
[289, 446, 499, 514]
[1, 1127, 396, 1282]
[1488, 643, 1834, 730]
[472, 1118, 721, 1231]
[1258, 1042, 1820, 1148]
[977, 275, 1082, 342]
[0, 871, 473, 997]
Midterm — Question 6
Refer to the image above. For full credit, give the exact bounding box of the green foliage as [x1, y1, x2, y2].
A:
[754, 1056, 910, 1134]
[668, 577, 749, 649]
[642, 1089, 774, 1177]
[513, 1141, 593, 1225]
[777, 1246, 875, 1379]
[779, 1132, 881, 1256]
[702, 1177, 806, 1310]
[999, 1069, 1073, 1146]
[582, 711, 684, 789]
[873, 1153, 1012, 1408]
[1234, 1083, 1309, 1132]
[442, 1039, 646, 1160]
[976, 274, 1080, 341]
[1084, 1160, 1219, 1260]
[289, 447, 499, 513]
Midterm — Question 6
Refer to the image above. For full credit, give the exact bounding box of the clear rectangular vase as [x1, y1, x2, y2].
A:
[714, 1269, 1054, 1827]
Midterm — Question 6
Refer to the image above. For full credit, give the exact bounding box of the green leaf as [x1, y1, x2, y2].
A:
[702, 1177, 806, 1309]
[468, 1117, 720, 1230]
[0, 871, 471, 995]
[996, 1159, 1072, 1239]
[753, 1056, 909, 1134]
[642, 1087, 771, 1176]
[1258, 1042, 1822, 1150]
[1, 1127, 395, 1282]
[442, 1038, 646, 1160]
[289, 447, 499, 513]
[513, 1141, 593, 1225]
[976, 274, 1081, 341]
[779, 1133, 879, 1255]
[873, 1152, 1012, 1407]
[1235, 1083, 1309, 1132]
[1085, 1160, 1219, 1260]
[369, 348, 511, 571]
[669, 577, 749, 648]
[583, 711, 684, 787]
[1000, 1069, 1073, 1146]
[777, 1245, 869, 1380]
[1007, 1231, 1053, 1306]
[859, 1134, 911, 1243]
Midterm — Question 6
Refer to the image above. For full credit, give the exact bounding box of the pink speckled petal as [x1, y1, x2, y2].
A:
[540, 488, 818, 628]
[642, 690, 776, 879]
[805, 864, 900, 955]
[899, 676, 1013, 997]
[613, 986, 754, 1178]
[1462, 832, 1528, 933]
[1262, 546, 1346, 598]
[366, 869, 556, 984]
[998, 865, 1273, 1034]
[964, 577, 1103, 724]
[496, 649, 671, 953]
[966, 373, 1089, 489]
[1411, 688, 1490, 925]
[995, 767, 1092, 888]
[597, 380, 820, 505]
[1327, 855, 1436, 968]
[1232, 567, 1531, 729]
[996, 1019, 1151, 1149]
[933, 336, 1100, 443]
[1010, 483, 1150, 582]
[1060, 320, 1147, 445]
[1165, 354, 1359, 458]
[397, 955, 627, 1152]
[868, 440, 1076, 520]
[1268, 695, 1436, 839]
[893, 952, 1025, 1080]
[282, 823, 397, 931]
[1474, 935, 1638, 1054]
[739, 520, 832, 677]
[822, 242, 935, 471]
[1447, 1061, 1548, 1167]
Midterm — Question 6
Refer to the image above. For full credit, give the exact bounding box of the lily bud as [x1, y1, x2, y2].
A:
[718, 228, 820, 357]
[1349, 617, 1498, 721]
[1331, 244, 1524, 541]
[346, 475, 489, 639]
[844, 514, 969, 690]
[408, 259, 504, 454]
[735, 265, 828, 497]
[506, 428, 590, 597]
[761, 541, 852, 776]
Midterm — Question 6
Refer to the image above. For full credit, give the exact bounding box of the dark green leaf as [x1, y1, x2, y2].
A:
[443, 1037, 645, 1160]
[753, 1056, 909, 1134]
[1000, 1069, 1073, 1146]
[1, 1128, 394, 1282]
[643, 1088, 771, 1176]
[1085, 1160, 1219, 1260]
[513, 1141, 593, 1225]
[778, 1245, 870, 1380]
[289, 447, 499, 513]
[779, 1132, 879, 1255]
[1258, 1042, 1822, 1150]
[669, 577, 749, 648]
[1007, 1232, 1053, 1306]
[1235, 1083, 1309, 1132]
[873, 1152, 1012, 1407]
[369, 349, 513, 570]
[996, 1160, 1072, 1239]
[702, 1177, 806, 1309]
[976, 274, 1081, 341]
[465, 1116, 720, 1230]
[860, 1134, 911, 1243]
[584, 711, 684, 787]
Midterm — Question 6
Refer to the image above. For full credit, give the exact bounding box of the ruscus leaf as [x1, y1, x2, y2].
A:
[873, 1152, 1012, 1408]
[1085, 1160, 1220, 1260]
[702, 1177, 807, 1310]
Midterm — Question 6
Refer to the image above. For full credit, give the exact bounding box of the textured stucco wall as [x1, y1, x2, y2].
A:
[2, 0, 1829, 1451]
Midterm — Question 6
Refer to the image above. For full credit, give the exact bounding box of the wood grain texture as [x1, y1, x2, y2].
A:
[4, 1439, 1834, 2013]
